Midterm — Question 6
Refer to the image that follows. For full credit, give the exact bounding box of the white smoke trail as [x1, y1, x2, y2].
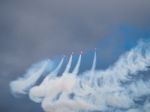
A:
[10, 60, 53, 95]
[29, 57, 65, 102]
[63, 54, 73, 74]
[72, 54, 81, 75]
[89, 50, 97, 84]
[10, 39, 150, 112]
[51, 56, 65, 75]
[91, 50, 96, 72]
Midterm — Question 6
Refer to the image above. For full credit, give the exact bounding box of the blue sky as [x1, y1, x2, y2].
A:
[0, 0, 150, 112]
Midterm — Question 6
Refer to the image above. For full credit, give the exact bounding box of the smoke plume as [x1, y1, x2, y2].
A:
[10, 39, 150, 112]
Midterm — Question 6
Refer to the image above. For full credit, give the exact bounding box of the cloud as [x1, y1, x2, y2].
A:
[10, 39, 150, 112]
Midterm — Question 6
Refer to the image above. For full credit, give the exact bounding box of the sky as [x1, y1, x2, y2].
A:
[0, 0, 150, 112]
